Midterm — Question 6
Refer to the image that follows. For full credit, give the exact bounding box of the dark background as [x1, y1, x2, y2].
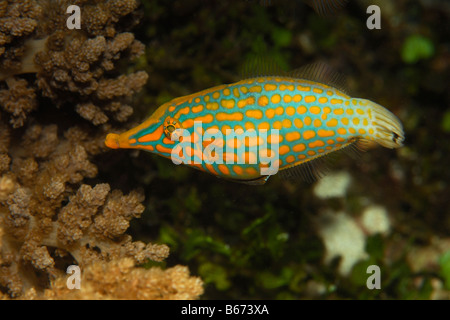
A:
[98, 0, 450, 299]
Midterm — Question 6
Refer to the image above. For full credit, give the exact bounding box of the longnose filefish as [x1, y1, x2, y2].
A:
[105, 63, 404, 185]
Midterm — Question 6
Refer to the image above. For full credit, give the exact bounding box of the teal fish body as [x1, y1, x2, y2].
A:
[106, 66, 404, 184]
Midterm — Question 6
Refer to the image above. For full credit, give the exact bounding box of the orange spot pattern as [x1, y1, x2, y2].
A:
[122, 78, 366, 181]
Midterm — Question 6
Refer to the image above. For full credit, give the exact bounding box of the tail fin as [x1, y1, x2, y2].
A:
[365, 100, 405, 149]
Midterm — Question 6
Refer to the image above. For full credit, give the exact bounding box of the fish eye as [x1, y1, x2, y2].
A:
[163, 117, 181, 139]
[166, 124, 175, 133]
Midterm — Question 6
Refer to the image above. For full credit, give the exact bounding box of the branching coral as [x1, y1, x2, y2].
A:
[34, 32, 147, 125]
[0, 121, 186, 298]
[0, 1, 203, 300]
[0, 0, 147, 127]
[44, 258, 203, 300]
[0, 0, 42, 71]
[0, 77, 37, 128]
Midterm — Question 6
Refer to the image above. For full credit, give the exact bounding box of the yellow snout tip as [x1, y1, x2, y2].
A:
[105, 133, 120, 149]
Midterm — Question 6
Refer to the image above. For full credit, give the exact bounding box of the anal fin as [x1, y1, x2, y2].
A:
[279, 139, 368, 183]
[279, 155, 331, 183]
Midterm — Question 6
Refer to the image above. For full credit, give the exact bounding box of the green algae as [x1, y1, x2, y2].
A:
[401, 34, 435, 64]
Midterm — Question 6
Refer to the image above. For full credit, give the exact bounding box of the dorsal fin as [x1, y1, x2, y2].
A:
[255, 0, 348, 16]
[286, 62, 349, 94]
[258, 0, 272, 7]
[241, 57, 349, 94]
[304, 0, 349, 17]
[279, 139, 368, 183]
[240, 55, 286, 79]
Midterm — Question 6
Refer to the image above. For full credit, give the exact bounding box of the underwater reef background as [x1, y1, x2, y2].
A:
[0, 0, 449, 299]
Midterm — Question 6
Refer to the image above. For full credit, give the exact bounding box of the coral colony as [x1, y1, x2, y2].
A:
[0, 0, 203, 299]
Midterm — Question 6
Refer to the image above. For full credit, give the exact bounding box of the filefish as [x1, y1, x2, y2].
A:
[105, 63, 404, 185]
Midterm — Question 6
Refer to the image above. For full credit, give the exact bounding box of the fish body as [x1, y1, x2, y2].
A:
[105, 68, 404, 184]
